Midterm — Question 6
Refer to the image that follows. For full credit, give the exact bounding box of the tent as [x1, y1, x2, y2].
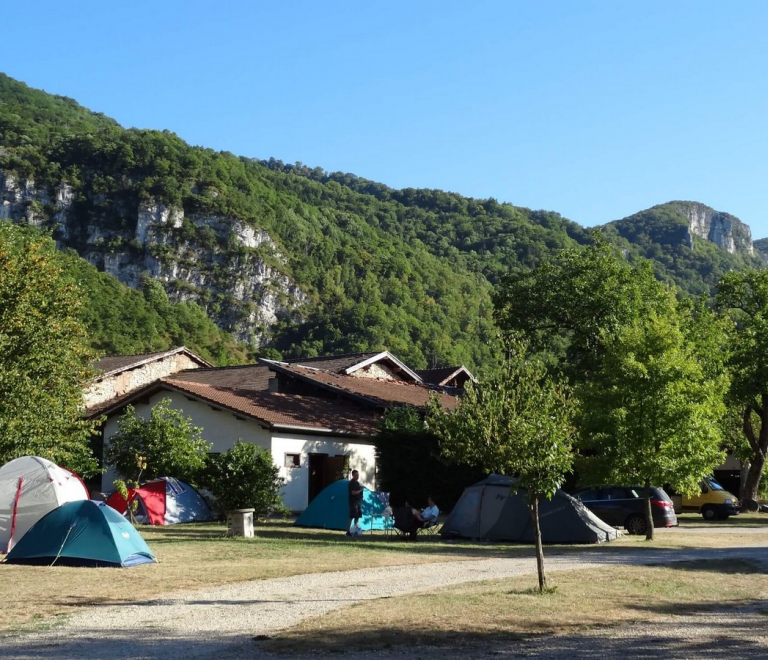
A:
[106, 477, 212, 525]
[441, 474, 620, 544]
[5, 500, 156, 567]
[294, 480, 389, 531]
[0, 456, 89, 553]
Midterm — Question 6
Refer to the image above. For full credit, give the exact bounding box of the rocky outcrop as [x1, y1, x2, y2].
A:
[682, 202, 754, 255]
[0, 172, 305, 346]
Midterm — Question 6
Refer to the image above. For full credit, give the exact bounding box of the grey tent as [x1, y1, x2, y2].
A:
[441, 474, 620, 544]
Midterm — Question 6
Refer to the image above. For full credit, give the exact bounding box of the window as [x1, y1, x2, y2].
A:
[284, 453, 301, 468]
[605, 487, 629, 500]
[576, 489, 599, 501]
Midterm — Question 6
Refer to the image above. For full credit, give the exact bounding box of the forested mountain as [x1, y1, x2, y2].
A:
[0, 73, 763, 371]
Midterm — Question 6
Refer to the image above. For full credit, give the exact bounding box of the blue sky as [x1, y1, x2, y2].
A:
[4, 1, 768, 235]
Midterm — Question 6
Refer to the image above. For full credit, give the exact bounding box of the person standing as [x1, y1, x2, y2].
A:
[346, 469, 364, 536]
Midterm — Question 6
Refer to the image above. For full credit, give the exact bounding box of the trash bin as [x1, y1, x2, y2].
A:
[226, 508, 255, 537]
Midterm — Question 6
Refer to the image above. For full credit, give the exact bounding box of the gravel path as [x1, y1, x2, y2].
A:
[2, 543, 768, 660]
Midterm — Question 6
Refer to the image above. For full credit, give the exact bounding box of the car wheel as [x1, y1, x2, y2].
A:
[625, 514, 647, 535]
[702, 505, 719, 521]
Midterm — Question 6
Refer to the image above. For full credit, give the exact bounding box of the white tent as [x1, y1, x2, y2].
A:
[0, 456, 89, 553]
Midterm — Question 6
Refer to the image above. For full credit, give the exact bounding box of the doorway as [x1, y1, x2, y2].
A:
[307, 453, 348, 503]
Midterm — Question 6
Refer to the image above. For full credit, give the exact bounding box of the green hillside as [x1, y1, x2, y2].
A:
[0, 73, 763, 370]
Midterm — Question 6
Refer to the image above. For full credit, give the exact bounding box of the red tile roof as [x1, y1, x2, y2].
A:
[86, 351, 458, 436]
[416, 366, 476, 387]
[265, 361, 458, 410]
[284, 352, 383, 373]
[162, 379, 378, 435]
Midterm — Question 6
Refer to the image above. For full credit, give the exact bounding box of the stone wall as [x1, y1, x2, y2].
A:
[85, 352, 205, 409]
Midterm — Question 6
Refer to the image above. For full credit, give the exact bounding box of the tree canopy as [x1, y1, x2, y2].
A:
[0, 223, 99, 475]
[715, 269, 768, 505]
[577, 307, 728, 538]
[428, 345, 575, 590]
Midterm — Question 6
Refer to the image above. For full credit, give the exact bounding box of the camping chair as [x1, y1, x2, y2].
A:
[417, 518, 441, 537]
[391, 505, 419, 539]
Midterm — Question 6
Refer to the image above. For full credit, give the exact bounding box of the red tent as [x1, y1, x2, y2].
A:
[106, 477, 212, 526]
[107, 481, 167, 525]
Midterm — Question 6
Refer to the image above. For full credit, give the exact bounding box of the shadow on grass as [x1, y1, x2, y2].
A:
[258, 608, 768, 658]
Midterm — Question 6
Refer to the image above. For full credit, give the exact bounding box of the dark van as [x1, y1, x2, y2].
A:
[572, 486, 678, 535]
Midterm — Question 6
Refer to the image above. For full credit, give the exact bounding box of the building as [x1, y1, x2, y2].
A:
[87, 349, 469, 511]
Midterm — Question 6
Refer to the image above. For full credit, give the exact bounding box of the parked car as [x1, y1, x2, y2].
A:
[674, 476, 739, 521]
[572, 486, 677, 535]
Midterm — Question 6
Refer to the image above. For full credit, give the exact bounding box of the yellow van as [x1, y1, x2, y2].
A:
[677, 476, 739, 520]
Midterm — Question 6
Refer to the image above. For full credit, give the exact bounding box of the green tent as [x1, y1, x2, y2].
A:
[5, 500, 156, 567]
[294, 479, 389, 531]
[441, 474, 621, 544]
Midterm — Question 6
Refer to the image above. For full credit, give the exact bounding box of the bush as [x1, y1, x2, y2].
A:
[105, 399, 210, 484]
[206, 441, 284, 516]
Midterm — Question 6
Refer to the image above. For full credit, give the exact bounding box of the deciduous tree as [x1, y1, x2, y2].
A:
[577, 309, 727, 539]
[428, 343, 575, 591]
[0, 223, 99, 475]
[105, 399, 210, 483]
[716, 269, 768, 506]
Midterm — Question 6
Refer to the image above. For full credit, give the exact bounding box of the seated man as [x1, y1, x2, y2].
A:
[415, 496, 439, 528]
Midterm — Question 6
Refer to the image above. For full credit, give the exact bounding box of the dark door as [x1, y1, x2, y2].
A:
[307, 453, 329, 503]
[325, 455, 347, 488]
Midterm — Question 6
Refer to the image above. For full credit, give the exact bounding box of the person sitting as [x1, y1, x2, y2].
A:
[416, 496, 439, 528]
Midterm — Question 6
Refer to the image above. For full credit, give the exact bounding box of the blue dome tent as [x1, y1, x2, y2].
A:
[5, 500, 156, 567]
[295, 480, 389, 531]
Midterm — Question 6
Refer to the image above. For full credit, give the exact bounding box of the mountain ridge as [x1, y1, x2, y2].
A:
[0, 72, 763, 370]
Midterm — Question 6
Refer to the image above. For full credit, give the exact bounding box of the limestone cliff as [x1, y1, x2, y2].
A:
[680, 201, 754, 256]
[0, 171, 305, 346]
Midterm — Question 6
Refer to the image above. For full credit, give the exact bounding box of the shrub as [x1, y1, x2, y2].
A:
[206, 441, 284, 516]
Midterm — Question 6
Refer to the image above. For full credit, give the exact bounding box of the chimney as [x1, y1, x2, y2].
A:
[268, 377, 279, 393]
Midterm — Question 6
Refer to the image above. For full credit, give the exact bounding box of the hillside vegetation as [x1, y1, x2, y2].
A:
[0, 73, 763, 369]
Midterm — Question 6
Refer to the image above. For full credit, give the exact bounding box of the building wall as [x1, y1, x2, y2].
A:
[351, 362, 399, 381]
[100, 389, 377, 513]
[101, 389, 272, 492]
[86, 353, 204, 409]
[272, 433, 377, 511]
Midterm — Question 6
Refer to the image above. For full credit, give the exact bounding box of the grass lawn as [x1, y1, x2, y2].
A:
[1, 514, 766, 635]
[264, 558, 768, 653]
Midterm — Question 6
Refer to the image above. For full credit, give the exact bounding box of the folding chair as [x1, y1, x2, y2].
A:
[417, 519, 441, 537]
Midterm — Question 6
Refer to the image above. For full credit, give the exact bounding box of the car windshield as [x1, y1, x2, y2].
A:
[705, 477, 725, 491]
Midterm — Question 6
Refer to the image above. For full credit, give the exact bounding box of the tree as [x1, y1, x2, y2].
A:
[105, 399, 210, 483]
[715, 269, 768, 506]
[577, 310, 728, 539]
[374, 407, 485, 511]
[0, 223, 99, 475]
[492, 236, 668, 380]
[428, 344, 575, 591]
[205, 441, 284, 516]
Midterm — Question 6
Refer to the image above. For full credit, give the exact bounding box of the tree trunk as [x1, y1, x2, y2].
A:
[644, 479, 654, 541]
[529, 496, 547, 591]
[741, 403, 768, 509]
[742, 456, 766, 510]
[739, 460, 751, 502]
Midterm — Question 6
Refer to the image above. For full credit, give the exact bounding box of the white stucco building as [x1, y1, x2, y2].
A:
[88, 349, 463, 511]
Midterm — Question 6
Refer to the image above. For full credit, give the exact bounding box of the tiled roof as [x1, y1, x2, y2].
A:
[265, 361, 458, 410]
[162, 379, 377, 435]
[168, 364, 273, 390]
[416, 366, 476, 386]
[87, 376, 378, 436]
[93, 347, 211, 377]
[287, 352, 383, 373]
